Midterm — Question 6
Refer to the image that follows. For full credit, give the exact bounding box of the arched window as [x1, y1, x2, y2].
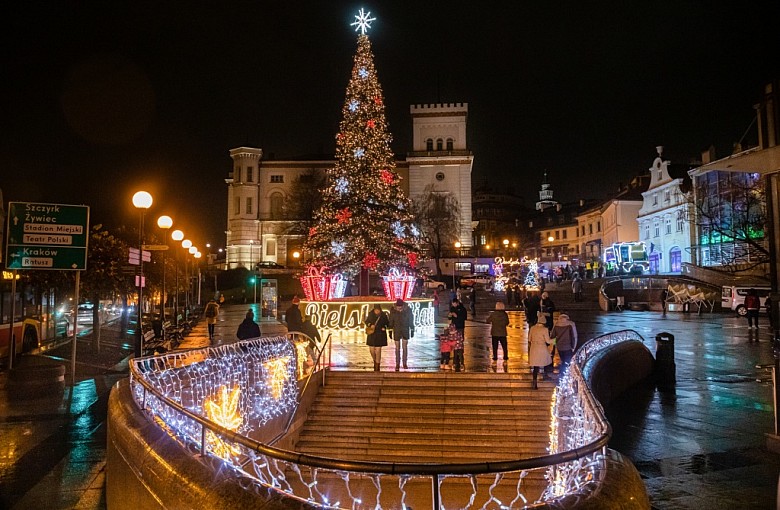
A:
[669, 247, 682, 272]
[270, 192, 284, 219]
[426, 138, 433, 151]
[446, 138, 454, 151]
[436, 138, 443, 151]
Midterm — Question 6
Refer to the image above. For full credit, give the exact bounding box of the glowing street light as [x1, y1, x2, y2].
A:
[157, 216, 173, 323]
[132, 191, 153, 358]
[171, 230, 184, 325]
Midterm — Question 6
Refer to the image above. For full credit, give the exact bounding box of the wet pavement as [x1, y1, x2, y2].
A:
[1, 284, 779, 509]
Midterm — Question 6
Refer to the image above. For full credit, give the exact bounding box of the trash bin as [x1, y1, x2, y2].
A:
[655, 332, 676, 391]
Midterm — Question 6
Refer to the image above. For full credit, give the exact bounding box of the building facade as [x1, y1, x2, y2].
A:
[636, 147, 693, 273]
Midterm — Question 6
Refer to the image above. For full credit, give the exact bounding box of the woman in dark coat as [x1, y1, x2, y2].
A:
[365, 304, 390, 371]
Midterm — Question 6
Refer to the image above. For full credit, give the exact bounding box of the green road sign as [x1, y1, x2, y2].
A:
[5, 202, 90, 270]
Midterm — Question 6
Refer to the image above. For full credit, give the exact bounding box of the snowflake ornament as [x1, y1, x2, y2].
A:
[351, 8, 375, 35]
[410, 224, 420, 237]
[358, 67, 369, 79]
[348, 99, 359, 112]
[331, 240, 346, 257]
[335, 177, 349, 195]
[354, 147, 365, 158]
[392, 221, 406, 238]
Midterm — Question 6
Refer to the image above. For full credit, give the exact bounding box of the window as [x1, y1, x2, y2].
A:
[563, 229, 567, 239]
[270, 192, 284, 219]
[246, 197, 253, 215]
[265, 238, 277, 257]
[665, 218, 672, 234]
[581, 225, 585, 235]
[247, 166, 254, 183]
[234, 197, 240, 215]
[480, 235, 486, 245]
[654, 222, 660, 237]
[653, 193, 658, 205]
[446, 138, 454, 151]
[644, 224, 650, 239]
[270, 175, 284, 183]
[435, 172, 445, 181]
[677, 217, 684, 232]
[426, 138, 433, 151]
[669, 247, 682, 272]
[436, 138, 443, 151]
[555, 230, 560, 239]
[597, 221, 601, 232]
[588, 224, 593, 235]
[664, 190, 670, 201]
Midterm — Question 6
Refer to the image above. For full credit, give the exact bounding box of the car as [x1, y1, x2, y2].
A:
[421, 276, 447, 291]
[255, 261, 285, 269]
[459, 273, 493, 289]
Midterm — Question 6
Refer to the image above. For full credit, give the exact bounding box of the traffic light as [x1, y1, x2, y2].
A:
[249, 276, 256, 284]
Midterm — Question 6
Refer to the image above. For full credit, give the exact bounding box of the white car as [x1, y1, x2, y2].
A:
[422, 277, 447, 291]
[459, 273, 493, 289]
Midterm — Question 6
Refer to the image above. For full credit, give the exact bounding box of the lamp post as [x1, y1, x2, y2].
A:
[453, 241, 462, 287]
[132, 191, 153, 357]
[194, 251, 202, 306]
[182, 239, 192, 319]
[171, 229, 184, 326]
[157, 215, 173, 324]
[188, 246, 197, 309]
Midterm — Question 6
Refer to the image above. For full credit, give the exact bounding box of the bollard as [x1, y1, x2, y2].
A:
[655, 332, 676, 391]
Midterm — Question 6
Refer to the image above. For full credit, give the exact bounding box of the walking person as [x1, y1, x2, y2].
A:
[204, 298, 220, 341]
[745, 288, 761, 329]
[448, 298, 468, 337]
[236, 309, 260, 340]
[486, 301, 510, 365]
[364, 304, 390, 371]
[522, 291, 540, 327]
[432, 289, 440, 320]
[550, 312, 578, 374]
[285, 296, 304, 332]
[660, 287, 669, 315]
[540, 291, 555, 331]
[469, 287, 477, 316]
[571, 273, 583, 302]
[529, 312, 553, 389]
[389, 299, 414, 371]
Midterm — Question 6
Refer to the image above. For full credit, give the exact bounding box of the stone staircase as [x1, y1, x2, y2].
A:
[291, 371, 557, 507]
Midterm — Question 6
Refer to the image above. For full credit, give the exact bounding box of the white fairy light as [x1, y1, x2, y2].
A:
[351, 8, 375, 34]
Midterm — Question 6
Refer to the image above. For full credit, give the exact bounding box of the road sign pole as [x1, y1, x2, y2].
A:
[8, 271, 17, 370]
[70, 271, 80, 386]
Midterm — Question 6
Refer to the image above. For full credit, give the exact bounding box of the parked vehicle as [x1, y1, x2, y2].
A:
[722, 285, 770, 316]
[460, 273, 493, 289]
[255, 261, 285, 269]
[421, 276, 447, 291]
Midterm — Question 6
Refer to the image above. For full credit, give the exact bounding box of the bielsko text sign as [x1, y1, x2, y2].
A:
[5, 202, 90, 270]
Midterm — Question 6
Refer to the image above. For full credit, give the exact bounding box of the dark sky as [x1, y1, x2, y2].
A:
[2, 1, 778, 248]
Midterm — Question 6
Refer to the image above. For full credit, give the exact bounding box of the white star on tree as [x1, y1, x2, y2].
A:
[351, 8, 375, 34]
[331, 240, 346, 256]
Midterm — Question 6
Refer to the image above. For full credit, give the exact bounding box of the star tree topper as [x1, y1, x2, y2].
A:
[351, 8, 375, 34]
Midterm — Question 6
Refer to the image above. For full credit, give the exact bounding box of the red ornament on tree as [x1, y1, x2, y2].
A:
[309, 227, 317, 237]
[380, 169, 394, 185]
[374, 96, 382, 105]
[362, 251, 379, 270]
[366, 119, 375, 129]
[407, 252, 418, 268]
[336, 207, 352, 224]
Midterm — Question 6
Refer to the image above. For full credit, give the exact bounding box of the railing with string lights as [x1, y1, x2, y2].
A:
[127, 330, 644, 508]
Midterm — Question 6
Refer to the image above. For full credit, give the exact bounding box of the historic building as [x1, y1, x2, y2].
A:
[636, 146, 693, 273]
[224, 103, 473, 270]
[601, 174, 648, 249]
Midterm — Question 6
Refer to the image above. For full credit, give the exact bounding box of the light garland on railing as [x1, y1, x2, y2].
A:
[129, 329, 639, 508]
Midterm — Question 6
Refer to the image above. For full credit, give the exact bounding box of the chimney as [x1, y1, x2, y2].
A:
[701, 146, 715, 164]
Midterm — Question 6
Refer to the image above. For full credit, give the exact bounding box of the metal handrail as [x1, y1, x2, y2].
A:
[129, 336, 613, 477]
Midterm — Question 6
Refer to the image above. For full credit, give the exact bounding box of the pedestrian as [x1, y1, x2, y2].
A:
[432, 289, 440, 319]
[300, 314, 322, 343]
[439, 324, 455, 369]
[486, 301, 509, 365]
[450, 323, 465, 372]
[745, 288, 760, 329]
[550, 312, 578, 374]
[540, 291, 555, 331]
[506, 284, 515, 308]
[572, 274, 583, 302]
[285, 296, 303, 332]
[660, 287, 669, 314]
[236, 309, 260, 340]
[364, 304, 390, 371]
[522, 291, 540, 326]
[529, 312, 553, 389]
[448, 298, 468, 337]
[767, 295, 776, 331]
[204, 298, 220, 341]
[469, 287, 477, 316]
[389, 299, 415, 371]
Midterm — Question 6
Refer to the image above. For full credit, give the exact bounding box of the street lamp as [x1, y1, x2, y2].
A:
[194, 251, 202, 306]
[157, 215, 173, 323]
[132, 191, 153, 358]
[453, 241, 462, 286]
[171, 229, 184, 326]
[182, 239, 192, 319]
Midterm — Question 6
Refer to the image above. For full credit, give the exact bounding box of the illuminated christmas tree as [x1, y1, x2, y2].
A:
[304, 10, 421, 280]
[524, 259, 541, 290]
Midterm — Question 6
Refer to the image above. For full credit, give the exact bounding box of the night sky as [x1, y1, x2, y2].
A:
[1, 1, 777, 249]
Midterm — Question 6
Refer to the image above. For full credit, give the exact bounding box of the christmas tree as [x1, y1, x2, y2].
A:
[524, 259, 541, 289]
[304, 10, 421, 280]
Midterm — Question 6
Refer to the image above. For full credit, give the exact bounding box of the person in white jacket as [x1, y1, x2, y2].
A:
[551, 312, 578, 373]
[528, 312, 552, 389]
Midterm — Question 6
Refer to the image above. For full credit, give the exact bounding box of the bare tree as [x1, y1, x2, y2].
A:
[283, 169, 326, 235]
[692, 171, 768, 271]
[412, 185, 461, 279]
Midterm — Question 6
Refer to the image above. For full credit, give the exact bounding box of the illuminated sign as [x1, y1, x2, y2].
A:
[303, 299, 435, 331]
[2, 271, 21, 280]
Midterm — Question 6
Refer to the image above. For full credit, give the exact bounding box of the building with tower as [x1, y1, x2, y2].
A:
[406, 103, 474, 248]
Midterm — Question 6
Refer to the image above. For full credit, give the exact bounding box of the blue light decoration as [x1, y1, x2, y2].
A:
[348, 99, 359, 112]
[392, 221, 406, 238]
[331, 240, 346, 256]
[358, 67, 369, 78]
[335, 176, 349, 195]
[409, 224, 420, 237]
[354, 147, 365, 158]
[350, 7, 375, 34]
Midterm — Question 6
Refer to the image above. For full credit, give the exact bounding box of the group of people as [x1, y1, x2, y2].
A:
[363, 299, 416, 371]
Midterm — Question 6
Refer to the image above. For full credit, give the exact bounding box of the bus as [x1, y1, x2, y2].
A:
[0, 271, 60, 363]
